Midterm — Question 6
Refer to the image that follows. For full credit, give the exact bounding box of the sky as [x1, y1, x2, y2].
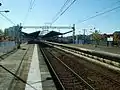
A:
[0, 0, 120, 36]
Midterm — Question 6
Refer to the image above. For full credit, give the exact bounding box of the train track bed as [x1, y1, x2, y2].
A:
[43, 46, 120, 90]
[0, 44, 34, 90]
[42, 47, 94, 90]
[44, 41, 120, 68]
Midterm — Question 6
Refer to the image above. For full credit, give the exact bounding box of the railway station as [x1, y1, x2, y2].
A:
[0, 0, 120, 90]
[0, 24, 120, 90]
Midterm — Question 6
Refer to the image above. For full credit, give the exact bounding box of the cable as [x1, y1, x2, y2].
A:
[22, 0, 33, 25]
[51, 0, 77, 24]
[23, 0, 36, 25]
[0, 13, 16, 25]
[0, 0, 3, 3]
[30, 77, 52, 84]
[76, 0, 120, 24]
[30, 0, 36, 10]
[77, 5, 120, 24]
[29, 0, 33, 9]
[0, 65, 37, 90]
[52, 0, 71, 22]
[52, 0, 77, 24]
[96, 0, 120, 13]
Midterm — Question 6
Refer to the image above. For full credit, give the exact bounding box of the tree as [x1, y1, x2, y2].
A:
[92, 30, 101, 46]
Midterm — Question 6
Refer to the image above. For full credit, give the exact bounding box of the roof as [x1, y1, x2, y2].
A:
[22, 31, 40, 38]
[42, 31, 63, 38]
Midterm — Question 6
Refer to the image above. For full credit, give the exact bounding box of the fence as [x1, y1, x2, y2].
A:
[0, 41, 16, 55]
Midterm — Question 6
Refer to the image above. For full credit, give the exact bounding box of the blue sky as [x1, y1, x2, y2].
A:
[0, 0, 120, 35]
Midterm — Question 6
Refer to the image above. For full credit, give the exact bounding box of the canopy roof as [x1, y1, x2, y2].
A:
[42, 31, 63, 38]
[22, 31, 40, 38]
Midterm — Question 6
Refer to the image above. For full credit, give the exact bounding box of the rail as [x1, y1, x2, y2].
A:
[43, 41, 120, 63]
[40, 48, 65, 90]
[40, 47, 95, 90]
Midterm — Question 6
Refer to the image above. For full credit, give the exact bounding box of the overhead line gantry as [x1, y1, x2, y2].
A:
[21, 24, 76, 43]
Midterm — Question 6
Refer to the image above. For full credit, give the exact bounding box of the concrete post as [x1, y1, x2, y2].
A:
[72, 24, 75, 44]
[15, 24, 22, 49]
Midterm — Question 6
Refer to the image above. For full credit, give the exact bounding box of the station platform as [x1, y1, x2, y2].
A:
[25, 44, 56, 90]
[0, 44, 56, 90]
[68, 44, 120, 54]
[0, 43, 31, 90]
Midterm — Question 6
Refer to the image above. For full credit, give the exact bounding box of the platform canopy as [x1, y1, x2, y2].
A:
[22, 31, 40, 38]
[42, 31, 63, 38]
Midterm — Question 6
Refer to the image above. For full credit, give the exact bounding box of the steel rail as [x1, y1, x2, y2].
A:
[43, 41, 120, 63]
[47, 49, 95, 90]
[52, 47, 120, 86]
[43, 41, 120, 65]
[40, 48, 65, 90]
[53, 45, 120, 73]
[41, 41, 120, 89]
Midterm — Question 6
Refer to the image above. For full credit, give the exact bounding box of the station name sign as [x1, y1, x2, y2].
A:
[22, 26, 72, 29]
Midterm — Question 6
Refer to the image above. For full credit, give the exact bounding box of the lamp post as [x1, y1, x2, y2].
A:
[0, 3, 10, 13]
[0, 10, 10, 13]
[0, 3, 2, 6]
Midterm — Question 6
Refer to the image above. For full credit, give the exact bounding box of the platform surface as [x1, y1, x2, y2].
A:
[25, 44, 56, 90]
[0, 44, 31, 90]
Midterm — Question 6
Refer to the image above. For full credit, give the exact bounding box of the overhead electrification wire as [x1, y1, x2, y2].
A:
[23, 0, 35, 24]
[30, 0, 36, 10]
[76, 0, 120, 24]
[23, 0, 36, 25]
[52, 0, 76, 24]
[0, 13, 16, 25]
[51, 0, 77, 24]
[95, 0, 120, 13]
[52, 0, 71, 21]
[77, 5, 120, 24]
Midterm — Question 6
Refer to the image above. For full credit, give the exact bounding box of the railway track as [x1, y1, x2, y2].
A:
[44, 41, 120, 68]
[44, 41, 120, 73]
[52, 48, 120, 89]
[39, 42, 120, 90]
[61, 47, 120, 67]
[41, 47, 95, 90]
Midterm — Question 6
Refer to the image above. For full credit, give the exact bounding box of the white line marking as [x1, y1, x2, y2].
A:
[25, 44, 42, 90]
